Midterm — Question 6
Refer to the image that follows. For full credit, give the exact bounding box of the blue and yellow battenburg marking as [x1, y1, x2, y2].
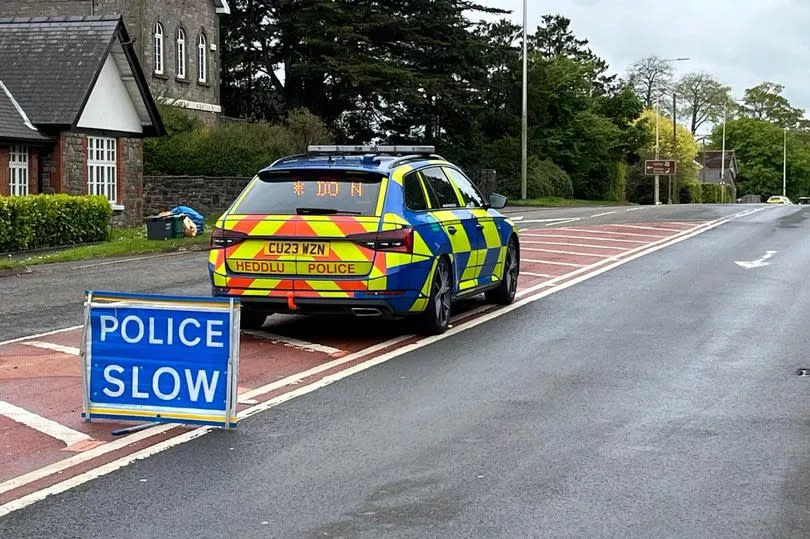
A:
[209, 161, 518, 314]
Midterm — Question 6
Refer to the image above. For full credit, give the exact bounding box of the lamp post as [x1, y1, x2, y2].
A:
[783, 127, 788, 197]
[520, 0, 528, 200]
[652, 57, 689, 205]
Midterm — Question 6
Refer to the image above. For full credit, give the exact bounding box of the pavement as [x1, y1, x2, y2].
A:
[5, 203, 809, 537]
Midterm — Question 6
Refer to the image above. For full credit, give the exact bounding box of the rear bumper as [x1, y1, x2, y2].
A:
[212, 287, 425, 316]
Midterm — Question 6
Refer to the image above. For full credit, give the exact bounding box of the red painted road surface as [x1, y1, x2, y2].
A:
[0, 221, 704, 505]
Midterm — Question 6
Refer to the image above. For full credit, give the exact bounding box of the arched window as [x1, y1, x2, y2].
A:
[198, 32, 207, 83]
[176, 28, 186, 79]
[153, 22, 164, 75]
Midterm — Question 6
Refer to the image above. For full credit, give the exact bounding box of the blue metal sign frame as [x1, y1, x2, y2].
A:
[81, 291, 240, 428]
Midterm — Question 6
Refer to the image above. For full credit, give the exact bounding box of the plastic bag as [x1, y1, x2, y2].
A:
[182, 216, 197, 237]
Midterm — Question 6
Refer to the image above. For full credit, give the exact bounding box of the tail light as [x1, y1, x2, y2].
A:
[211, 227, 247, 249]
[349, 227, 413, 253]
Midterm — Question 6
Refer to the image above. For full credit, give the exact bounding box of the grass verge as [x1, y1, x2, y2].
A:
[508, 197, 630, 208]
[1, 224, 212, 271]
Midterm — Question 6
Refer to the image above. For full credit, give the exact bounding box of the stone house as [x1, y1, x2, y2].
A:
[0, 1, 229, 123]
[697, 150, 738, 198]
[0, 16, 164, 225]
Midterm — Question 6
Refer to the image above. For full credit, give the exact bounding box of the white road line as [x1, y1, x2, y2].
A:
[543, 218, 580, 226]
[521, 271, 554, 278]
[0, 206, 767, 517]
[522, 248, 611, 258]
[0, 325, 82, 347]
[520, 240, 629, 251]
[0, 401, 91, 447]
[519, 217, 578, 224]
[510, 216, 525, 221]
[609, 224, 683, 232]
[554, 228, 667, 239]
[241, 331, 345, 356]
[520, 233, 649, 244]
[21, 341, 80, 356]
[522, 258, 584, 267]
[626, 207, 643, 212]
[237, 334, 412, 403]
[590, 211, 616, 218]
[70, 251, 196, 271]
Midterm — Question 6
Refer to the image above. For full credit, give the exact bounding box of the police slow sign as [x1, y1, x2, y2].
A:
[82, 292, 240, 428]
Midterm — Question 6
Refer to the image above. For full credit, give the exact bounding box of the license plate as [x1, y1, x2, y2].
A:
[265, 241, 329, 257]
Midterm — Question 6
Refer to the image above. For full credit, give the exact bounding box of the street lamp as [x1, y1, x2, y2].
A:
[783, 127, 787, 197]
[520, 0, 528, 200]
[652, 57, 689, 205]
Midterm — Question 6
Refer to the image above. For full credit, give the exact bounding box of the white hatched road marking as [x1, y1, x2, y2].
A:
[0, 401, 91, 447]
[522, 247, 611, 258]
[552, 228, 666, 239]
[0, 208, 767, 518]
[590, 211, 616, 218]
[521, 271, 554, 278]
[520, 233, 649, 244]
[0, 325, 82, 347]
[544, 218, 580, 226]
[242, 331, 345, 356]
[22, 341, 80, 356]
[522, 258, 584, 267]
[520, 240, 629, 251]
[609, 224, 686, 232]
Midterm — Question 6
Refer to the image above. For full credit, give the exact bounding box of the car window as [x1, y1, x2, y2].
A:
[443, 167, 484, 208]
[233, 170, 383, 215]
[402, 171, 428, 211]
[420, 167, 460, 208]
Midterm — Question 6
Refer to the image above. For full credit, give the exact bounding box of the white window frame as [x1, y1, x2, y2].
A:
[8, 145, 29, 196]
[176, 28, 186, 79]
[198, 33, 207, 83]
[87, 137, 117, 203]
[154, 22, 164, 75]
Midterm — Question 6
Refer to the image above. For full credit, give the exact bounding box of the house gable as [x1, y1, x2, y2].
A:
[77, 52, 143, 134]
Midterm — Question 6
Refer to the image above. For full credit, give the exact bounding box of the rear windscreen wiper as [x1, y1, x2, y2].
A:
[296, 207, 362, 215]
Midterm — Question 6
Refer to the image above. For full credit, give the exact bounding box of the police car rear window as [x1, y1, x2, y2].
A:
[232, 171, 383, 216]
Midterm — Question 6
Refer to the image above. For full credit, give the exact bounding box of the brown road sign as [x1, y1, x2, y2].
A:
[645, 160, 677, 175]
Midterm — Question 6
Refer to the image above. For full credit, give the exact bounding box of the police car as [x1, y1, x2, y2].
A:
[209, 145, 520, 334]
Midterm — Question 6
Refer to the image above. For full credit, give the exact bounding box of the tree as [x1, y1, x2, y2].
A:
[676, 72, 731, 134]
[740, 82, 806, 128]
[628, 56, 674, 109]
[710, 117, 810, 197]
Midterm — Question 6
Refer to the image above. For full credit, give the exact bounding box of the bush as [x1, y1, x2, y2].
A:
[0, 195, 111, 252]
[680, 181, 703, 203]
[702, 184, 723, 203]
[145, 107, 333, 177]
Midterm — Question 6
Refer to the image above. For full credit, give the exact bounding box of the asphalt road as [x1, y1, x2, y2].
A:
[0, 204, 744, 341]
[4, 204, 810, 537]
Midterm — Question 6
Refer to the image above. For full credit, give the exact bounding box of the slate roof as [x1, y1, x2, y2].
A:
[0, 16, 122, 127]
[697, 150, 737, 170]
[0, 80, 50, 142]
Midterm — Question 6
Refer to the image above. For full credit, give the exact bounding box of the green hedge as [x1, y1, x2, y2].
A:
[499, 157, 574, 199]
[701, 183, 733, 203]
[0, 195, 111, 252]
[679, 181, 703, 203]
[145, 107, 333, 177]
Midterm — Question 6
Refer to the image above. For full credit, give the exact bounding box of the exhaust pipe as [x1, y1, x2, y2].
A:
[352, 307, 383, 317]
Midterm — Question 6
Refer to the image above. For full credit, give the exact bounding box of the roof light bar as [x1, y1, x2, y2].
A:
[307, 145, 436, 154]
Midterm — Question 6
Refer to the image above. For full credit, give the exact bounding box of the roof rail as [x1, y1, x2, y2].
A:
[307, 145, 436, 155]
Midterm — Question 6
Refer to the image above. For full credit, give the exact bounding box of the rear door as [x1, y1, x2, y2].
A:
[221, 170, 384, 291]
[419, 166, 478, 292]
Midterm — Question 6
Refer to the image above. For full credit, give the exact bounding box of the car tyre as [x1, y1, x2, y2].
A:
[486, 237, 519, 305]
[240, 306, 267, 330]
[420, 257, 452, 335]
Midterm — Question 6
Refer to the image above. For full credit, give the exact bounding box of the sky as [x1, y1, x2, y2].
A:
[477, 0, 810, 136]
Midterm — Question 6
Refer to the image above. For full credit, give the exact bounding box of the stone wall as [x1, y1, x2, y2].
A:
[60, 131, 86, 195]
[144, 175, 252, 217]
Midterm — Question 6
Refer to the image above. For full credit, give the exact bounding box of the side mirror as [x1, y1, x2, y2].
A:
[488, 193, 507, 209]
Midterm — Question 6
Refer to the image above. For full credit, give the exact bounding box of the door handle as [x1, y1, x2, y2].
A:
[475, 224, 484, 231]
[447, 226, 457, 235]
